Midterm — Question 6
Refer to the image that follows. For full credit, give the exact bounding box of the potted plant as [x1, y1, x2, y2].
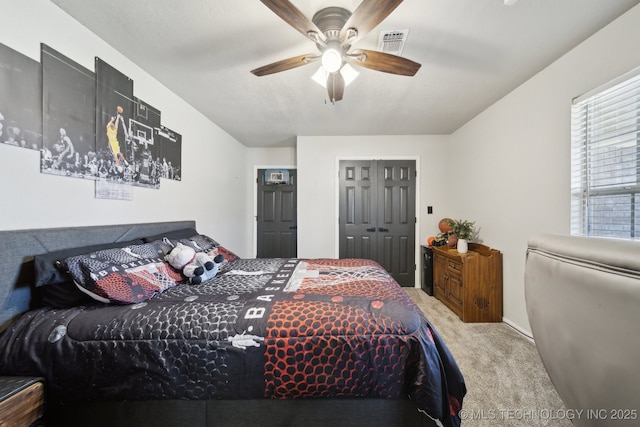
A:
[445, 219, 476, 253]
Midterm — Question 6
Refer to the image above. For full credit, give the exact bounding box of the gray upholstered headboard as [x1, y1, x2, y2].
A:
[0, 220, 196, 330]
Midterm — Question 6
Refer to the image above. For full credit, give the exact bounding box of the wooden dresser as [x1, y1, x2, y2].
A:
[432, 243, 502, 322]
[0, 377, 44, 427]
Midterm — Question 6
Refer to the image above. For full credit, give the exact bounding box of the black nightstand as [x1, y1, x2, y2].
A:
[420, 245, 434, 296]
[0, 376, 45, 427]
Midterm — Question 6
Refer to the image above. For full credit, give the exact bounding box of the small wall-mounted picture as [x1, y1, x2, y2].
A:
[265, 169, 290, 185]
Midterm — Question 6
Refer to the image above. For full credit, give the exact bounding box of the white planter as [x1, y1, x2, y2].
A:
[457, 238, 468, 254]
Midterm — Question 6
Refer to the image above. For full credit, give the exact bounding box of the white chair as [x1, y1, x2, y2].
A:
[525, 234, 640, 427]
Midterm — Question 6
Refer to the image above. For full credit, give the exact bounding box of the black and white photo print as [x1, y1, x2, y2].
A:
[0, 43, 42, 150]
[41, 44, 96, 179]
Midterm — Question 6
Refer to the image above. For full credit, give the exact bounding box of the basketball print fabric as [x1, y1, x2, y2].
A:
[59, 242, 183, 303]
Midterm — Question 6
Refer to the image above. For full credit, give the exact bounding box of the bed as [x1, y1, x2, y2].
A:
[0, 221, 465, 427]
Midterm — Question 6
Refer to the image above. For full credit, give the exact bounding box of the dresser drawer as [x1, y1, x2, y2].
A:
[447, 259, 462, 275]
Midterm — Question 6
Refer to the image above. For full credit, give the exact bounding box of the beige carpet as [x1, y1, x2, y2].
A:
[405, 288, 572, 427]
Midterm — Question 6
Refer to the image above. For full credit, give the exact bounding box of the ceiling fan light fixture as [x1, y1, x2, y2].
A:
[311, 67, 328, 87]
[312, 63, 358, 88]
[340, 63, 359, 86]
[321, 47, 342, 73]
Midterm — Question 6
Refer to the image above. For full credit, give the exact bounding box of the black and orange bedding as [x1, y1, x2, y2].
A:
[0, 235, 465, 427]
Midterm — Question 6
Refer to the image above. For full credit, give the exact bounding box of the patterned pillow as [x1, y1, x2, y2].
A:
[141, 228, 199, 244]
[151, 232, 240, 264]
[34, 239, 146, 308]
[175, 233, 219, 252]
[206, 245, 240, 267]
[33, 239, 145, 287]
[180, 236, 241, 271]
[58, 241, 184, 304]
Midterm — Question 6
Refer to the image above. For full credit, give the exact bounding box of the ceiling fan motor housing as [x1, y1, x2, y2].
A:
[312, 6, 352, 49]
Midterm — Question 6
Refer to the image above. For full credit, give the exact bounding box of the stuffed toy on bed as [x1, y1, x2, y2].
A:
[165, 242, 224, 285]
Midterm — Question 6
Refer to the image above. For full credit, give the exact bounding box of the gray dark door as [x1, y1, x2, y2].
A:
[339, 160, 416, 286]
[257, 169, 297, 258]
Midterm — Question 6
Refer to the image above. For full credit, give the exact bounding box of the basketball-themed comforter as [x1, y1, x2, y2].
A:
[0, 257, 466, 427]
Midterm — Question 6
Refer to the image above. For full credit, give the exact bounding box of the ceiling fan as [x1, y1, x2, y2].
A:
[251, 0, 421, 103]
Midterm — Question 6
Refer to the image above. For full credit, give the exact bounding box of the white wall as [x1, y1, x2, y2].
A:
[0, 0, 251, 257]
[296, 135, 451, 262]
[447, 4, 640, 335]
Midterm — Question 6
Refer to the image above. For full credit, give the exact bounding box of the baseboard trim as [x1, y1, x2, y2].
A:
[502, 317, 534, 342]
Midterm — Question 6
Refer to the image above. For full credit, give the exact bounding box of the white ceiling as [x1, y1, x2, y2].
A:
[50, 0, 639, 148]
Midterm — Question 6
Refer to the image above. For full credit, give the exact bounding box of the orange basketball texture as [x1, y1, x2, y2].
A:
[116, 106, 123, 114]
[438, 218, 453, 233]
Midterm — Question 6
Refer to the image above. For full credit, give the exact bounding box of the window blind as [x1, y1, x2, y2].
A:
[571, 67, 640, 239]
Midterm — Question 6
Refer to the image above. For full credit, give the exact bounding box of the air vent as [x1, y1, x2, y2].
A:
[377, 29, 410, 55]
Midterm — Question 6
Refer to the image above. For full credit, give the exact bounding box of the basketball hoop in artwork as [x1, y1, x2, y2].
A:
[264, 169, 290, 185]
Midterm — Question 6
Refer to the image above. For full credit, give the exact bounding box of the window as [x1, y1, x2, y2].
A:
[571, 68, 640, 239]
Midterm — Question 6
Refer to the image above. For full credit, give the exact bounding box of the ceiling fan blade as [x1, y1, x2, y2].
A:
[339, 0, 404, 43]
[260, 0, 325, 43]
[327, 72, 345, 103]
[347, 49, 421, 76]
[251, 54, 318, 76]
